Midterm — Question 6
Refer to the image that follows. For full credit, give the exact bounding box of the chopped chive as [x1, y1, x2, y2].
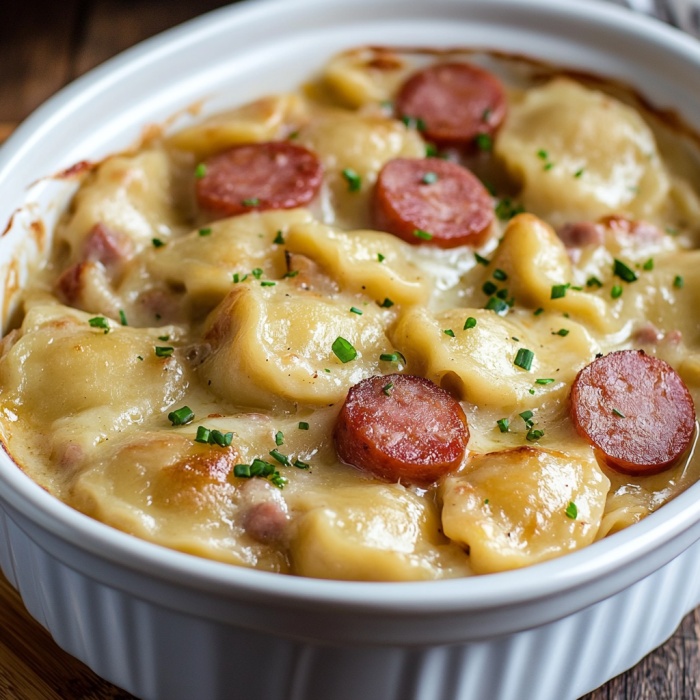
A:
[551, 283, 570, 299]
[464, 317, 477, 330]
[270, 449, 290, 466]
[250, 459, 275, 477]
[474, 252, 490, 266]
[484, 498, 490, 505]
[519, 411, 534, 429]
[88, 316, 109, 330]
[158, 335, 170, 341]
[526, 428, 544, 441]
[425, 143, 438, 157]
[537, 149, 548, 160]
[495, 198, 525, 221]
[288, 130, 299, 139]
[485, 297, 509, 315]
[234, 464, 251, 478]
[493, 269, 508, 281]
[119, 310, 128, 326]
[195, 426, 210, 444]
[643, 258, 654, 271]
[543, 162, 554, 171]
[251, 268, 263, 280]
[137, 355, 144, 361]
[481, 179, 497, 196]
[199, 227, 212, 237]
[273, 230, 284, 244]
[496, 288, 509, 300]
[155, 346, 174, 358]
[443, 329, 455, 337]
[613, 259, 638, 283]
[674, 275, 684, 289]
[168, 406, 194, 426]
[377, 253, 386, 262]
[529, 388, 536, 395]
[293, 458, 310, 470]
[283, 270, 299, 278]
[555, 328, 570, 337]
[612, 407, 626, 418]
[275, 431, 284, 446]
[534, 307, 544, 316]
[421, 172, 438, 184]
[348, 307, 364, 316]
[380, 353, 398, 362]
[332, 336, 357, 363]
[536, 378, 555, 385]
[497, 418, 509, 433]
[565, 502, 578, 519]
[298, 422, 309, 430]
[482, 281, 497, 296]
[475, 133, 492, 151]
[242, 198, 260, 206]
[152, 238, 165, 248]
[514, 348, 534, 371]
[260, 281, 276, 286]
[586, 276, 602, 288]
[324, 368, 331, 373]
[194, 163, 206, 179]
[570, 286, 583, 291]
[666, 226, 679, 236]
[382, 381, 394, 396]
[342, 168, 362, 192]
[232, 273, 248, 283]
[611, 285, 623, 299]
[512, 337, 519, 342]
[379, 298, 395, 308]
[482, 108, 492, 122]
[414, 229, 433, 241]
[574, 168, 584, 178]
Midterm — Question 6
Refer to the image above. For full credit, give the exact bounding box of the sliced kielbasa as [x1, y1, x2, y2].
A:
[373, 157, 494, 248]
[396, 62, 507, 146]
[196, 142, 323, 217]
[570, 350, 696, 475]
[334, 374, 469, 484]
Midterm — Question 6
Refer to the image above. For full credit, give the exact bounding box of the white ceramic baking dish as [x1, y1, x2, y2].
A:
[2, 1, 700, 698]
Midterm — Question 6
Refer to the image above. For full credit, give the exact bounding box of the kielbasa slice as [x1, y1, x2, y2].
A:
[196, 142, 323, 217]
[373, 157, 494, 248]
[396, 62, 506, 146]
[570, 350, 696, 475]
[334, 374, 469, 483]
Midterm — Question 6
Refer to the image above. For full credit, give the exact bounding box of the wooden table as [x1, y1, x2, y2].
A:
[0, 1, 697, 697]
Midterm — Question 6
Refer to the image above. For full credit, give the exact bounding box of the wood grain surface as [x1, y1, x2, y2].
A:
[0, 1, 698, 697]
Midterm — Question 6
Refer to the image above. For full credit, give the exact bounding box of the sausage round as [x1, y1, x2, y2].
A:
[373, 157, 494, 248]
[396, 62, 507, 146]
[334, 374, 469, 484]
[570, 350, 696, 475]
[196, 142, 323, 217]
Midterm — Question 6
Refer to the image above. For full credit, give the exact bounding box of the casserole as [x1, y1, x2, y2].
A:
[2, 0, 700, 697]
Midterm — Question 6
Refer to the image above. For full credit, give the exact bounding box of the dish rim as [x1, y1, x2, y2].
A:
[1, 0, 700, 615]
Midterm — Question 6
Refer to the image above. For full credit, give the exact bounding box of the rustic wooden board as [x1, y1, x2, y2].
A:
[1, 0, 698, 697]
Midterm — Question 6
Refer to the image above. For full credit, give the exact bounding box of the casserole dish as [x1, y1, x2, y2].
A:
[2, 0, 700, 697]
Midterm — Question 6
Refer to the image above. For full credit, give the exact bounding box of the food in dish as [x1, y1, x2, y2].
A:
[1, 47, 699, 580]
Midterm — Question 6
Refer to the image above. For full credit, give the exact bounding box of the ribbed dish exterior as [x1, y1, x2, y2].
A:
[2, 502, 699, 700]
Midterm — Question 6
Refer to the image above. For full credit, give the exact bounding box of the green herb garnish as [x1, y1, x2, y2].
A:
[155, 346, 174, 358]
[168, 406, 194, 426]
[414, 229, 433, 241]
[551, 283, 570, 299]
[674, 275, 684, 289]
[443, 329, 455, 337]
[514, 348, 534, 371]
[242, 198, 260, 207]
[421, 172, 438, 185]
[611, 285, 623, 299]
[199, 227, 212, 237]
[497, 418, 509, 433]
[342, 168, 362, 192]
[613, 259, 638, 283]
[565, 502, 578, 519]
[88, 316, 109, 331]
[475, 133, 492, 151]
[275, 431, 284, 446]
[383, 382, 394, 396]
[379, 298, 395, 308]
[119, 310, 128, 326]
[152, 238, 165, 248]
[298, 422, 309, 430]
[464, 317, 477, 330]
[273, 230, 284, 244]
[332, 336, 357, 363]
[194, 163, 206, 179]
